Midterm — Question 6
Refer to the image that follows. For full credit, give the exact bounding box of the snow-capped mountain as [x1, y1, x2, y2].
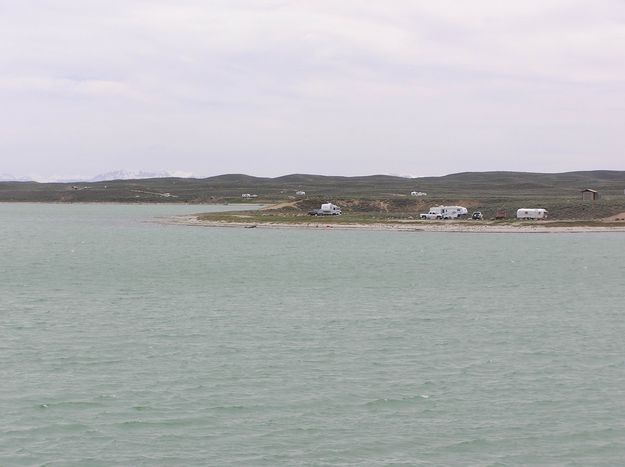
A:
[89, 170, 176, 182]
[0, 170, 195, 183]
[0, 173, 32, 182]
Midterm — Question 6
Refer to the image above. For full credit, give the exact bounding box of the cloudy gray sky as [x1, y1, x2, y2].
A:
[1, 0, 624, 179]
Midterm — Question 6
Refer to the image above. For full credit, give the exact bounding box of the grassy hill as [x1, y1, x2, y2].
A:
[1, 171, 625, 219]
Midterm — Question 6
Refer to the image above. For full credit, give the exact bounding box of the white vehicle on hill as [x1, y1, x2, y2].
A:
[420, 206, 443, 219]
[309, 203, 342, 216]
[420, 205, 467, 220]
[516, 208, 548, 220]
[320, 203, 341, 215]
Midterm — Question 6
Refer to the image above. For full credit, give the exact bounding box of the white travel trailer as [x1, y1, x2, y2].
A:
[410, 191, 427, 197]
[320, 203, 342, 215]
[440, 206, 468, 219]
[420, 205, 468, 220]
[517, 208, 548, 220]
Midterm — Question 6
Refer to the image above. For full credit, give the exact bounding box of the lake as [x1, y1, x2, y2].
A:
[1, 203, 625, 466]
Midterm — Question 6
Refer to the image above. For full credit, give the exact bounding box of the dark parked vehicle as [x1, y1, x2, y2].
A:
[472, 211, 483, 220]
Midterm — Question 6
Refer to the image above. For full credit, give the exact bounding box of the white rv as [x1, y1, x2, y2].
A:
[308, 203, 342, 216]
[410, 191, 427, 197]
[295, 191, 306, 196]
[319, 203, 342, 215]
[420, 205, 468, 220]
[516, 208, 548, 220]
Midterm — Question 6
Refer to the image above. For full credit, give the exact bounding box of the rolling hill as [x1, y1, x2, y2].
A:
[1, 170, 624, 203]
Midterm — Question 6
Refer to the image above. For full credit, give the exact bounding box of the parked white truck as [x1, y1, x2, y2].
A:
[309, 203, 342, 216]
[420, 205, 468, 220]
[420, 206, 443, 219]
[516, 208, 548, 220]
[321, 203, 341, 215]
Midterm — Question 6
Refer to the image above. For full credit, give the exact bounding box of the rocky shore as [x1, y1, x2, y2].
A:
[159, 215, 625, 233]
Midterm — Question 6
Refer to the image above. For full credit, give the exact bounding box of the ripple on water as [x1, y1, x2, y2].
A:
[2, 205, 625, 465]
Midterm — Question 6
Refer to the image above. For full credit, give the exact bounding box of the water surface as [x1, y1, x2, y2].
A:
[1, 203, 625, 466]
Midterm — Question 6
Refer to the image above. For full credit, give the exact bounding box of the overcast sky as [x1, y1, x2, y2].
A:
[1, 0, 624, 179]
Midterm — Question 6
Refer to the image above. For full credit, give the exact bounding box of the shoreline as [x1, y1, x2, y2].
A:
[158, 215, 625, 233]
[0, 201, 265, 207]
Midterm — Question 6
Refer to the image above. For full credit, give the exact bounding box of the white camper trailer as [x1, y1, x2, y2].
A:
[516, 208, 548, 220]
[410, 191, 427, 197]
[420, 205, 467, 220]
[319, 203, 342, 215]
[441, 206, 468, 219]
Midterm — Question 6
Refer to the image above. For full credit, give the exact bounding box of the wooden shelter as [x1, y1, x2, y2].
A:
[581, 189, 599, 201]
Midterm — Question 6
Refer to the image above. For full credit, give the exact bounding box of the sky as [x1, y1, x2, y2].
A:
[1, 0, 625, 180]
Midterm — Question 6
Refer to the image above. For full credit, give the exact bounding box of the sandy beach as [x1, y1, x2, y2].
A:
[159, 215, 625, 233]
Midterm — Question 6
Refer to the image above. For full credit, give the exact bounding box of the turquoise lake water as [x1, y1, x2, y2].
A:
[1, 203, 625, 466]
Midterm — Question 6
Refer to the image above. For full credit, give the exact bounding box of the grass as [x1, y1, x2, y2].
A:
[197, 202, 625, 227]
[3, 170, 625, 201]
[2, 171, 625, 221]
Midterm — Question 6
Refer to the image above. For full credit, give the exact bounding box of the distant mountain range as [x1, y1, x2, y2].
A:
[0, 173, 33, 182]
[89, 170, 187, 182]
[0, 170, 194, 183]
